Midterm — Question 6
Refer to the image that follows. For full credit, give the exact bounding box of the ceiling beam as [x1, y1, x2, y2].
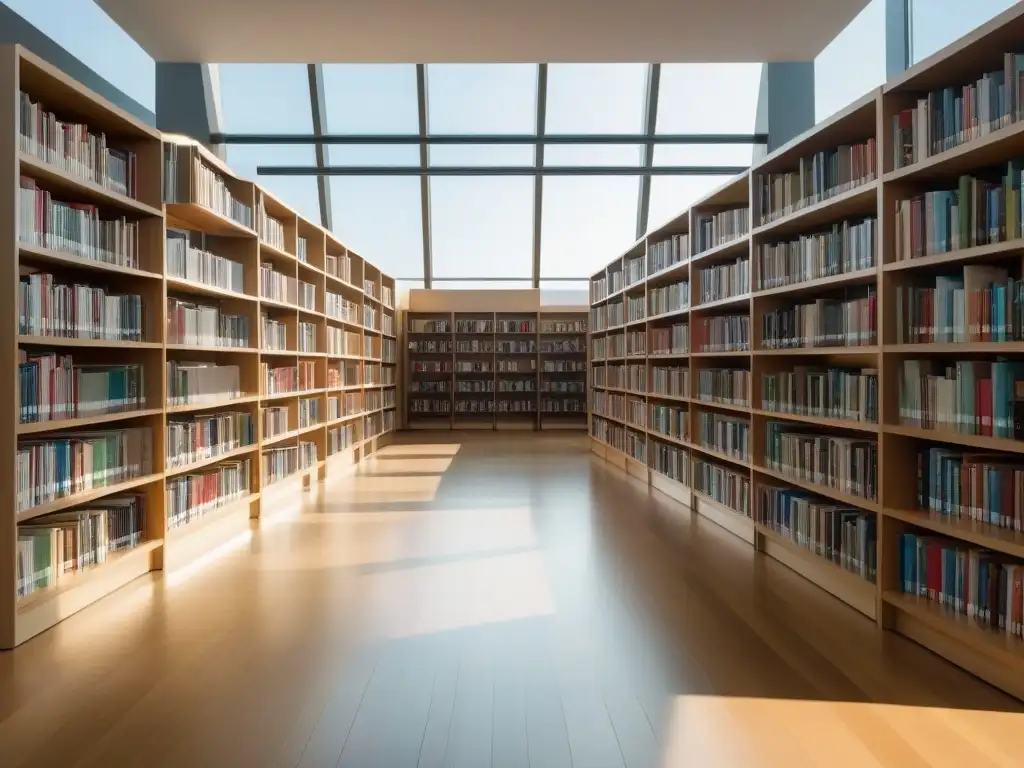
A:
[531, 64, 547, 289]
[636, 64, 660, 241]
[257, 165, 749, 177]
[306, 63, 333, 231]
[416, 64, 433, 288]
[213, 132, 767, 146]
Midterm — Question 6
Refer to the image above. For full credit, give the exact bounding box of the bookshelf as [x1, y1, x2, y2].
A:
[404, 290, 588, 431]
[1, 45, 398, 648]
[589, 2, 1024, 702]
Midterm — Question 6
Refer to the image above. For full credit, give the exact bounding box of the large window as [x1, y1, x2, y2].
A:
[814, 0, 886, 124]
[330, 178, 425, 279]
[911, 0, 1018, 63]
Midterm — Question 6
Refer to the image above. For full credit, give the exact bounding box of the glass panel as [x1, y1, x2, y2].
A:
[430, 178, 534, 279]
[656, 64, 762, 134]
[540, 282, 590, 306]
[544, 145, 643, 167]
[653, 144, 754, 169]
[329, 146, 420, 167]
[219, 64, 312, 132]
[330, 178, 425, 279]
[429, 145, 535, 167]
[546, 64, 648, 134]
[912, 0, 1018, 63]
[540, 177, 640, 278]
[225, 144, 322, 224]
[431, 281, 534, 290]
[321, 64, 419, 133]
[427, 64, 537, 134]
[814, 0, 886, 123]
[3, 0, 155, 110]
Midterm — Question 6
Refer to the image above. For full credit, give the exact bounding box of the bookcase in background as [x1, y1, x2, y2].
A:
[0, 46, 399, 649]
[404, 290, 588, 431]
[590, 1, 1024, 702]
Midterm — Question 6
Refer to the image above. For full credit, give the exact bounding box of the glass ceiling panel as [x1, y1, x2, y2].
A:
[430, 177, 534, 279]
[429, 144, 535, 167]
[654, 144, 755, 169]
[544, 145, 643, 166]
[657, 64, 762, 134]
[911, 0, 1016, 63]
[540, 176, 639, 278]
[329, 177, 425, 278]
[427, 64, 538, 134]
[648, 175, 736, 233]
[814, 0, 885, 123]
[218, 64, 312, 132]
[432, 281, 534, 290]
[546, 64, 648, 134]
[321, 64, 419, 133]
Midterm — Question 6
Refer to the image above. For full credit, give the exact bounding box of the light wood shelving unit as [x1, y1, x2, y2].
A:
[0, 46, 398, 648]
[589, 2, 1024, 701]
[404, 290, 587, 431]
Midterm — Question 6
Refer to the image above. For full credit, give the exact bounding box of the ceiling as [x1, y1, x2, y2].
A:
[96, 0, 870, 63]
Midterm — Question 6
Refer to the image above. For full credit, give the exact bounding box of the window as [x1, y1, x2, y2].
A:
[321, 64, 419, 133]
[226, 144, 322, 225]
[427, 64, 537, 134]
[911, 0, 1018, 63]
[657, 64, 762, 134]
[330, 178, 425, 279]
[814, 0, 886, 123]
[430, 177, 534, 279]
[546, 64, 648, 134]
[648, 176, 735, 233]
[540, 177, 639, 278]
[219, 64, 312, 132]
[431, 281, 534, 290]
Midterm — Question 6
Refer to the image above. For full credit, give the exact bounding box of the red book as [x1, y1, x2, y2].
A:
[927, 540, 942, 602]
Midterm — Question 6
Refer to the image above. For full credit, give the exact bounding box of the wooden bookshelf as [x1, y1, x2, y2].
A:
[0, 46, 399, 648]
[587, 2, 1024, 701]
[404, 291, 588, 431]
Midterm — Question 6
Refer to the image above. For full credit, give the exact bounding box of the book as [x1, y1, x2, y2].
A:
[761, 366, 878, 423]
[694, 314, 750, 352]
[650, 365, 688, 397]
[647, 234, 689, 275]
[262, 407, 290, 439]
[648, 281, 689, 316]
[166, 361, 241, 406]
[694, 458, 750, 514]
[257, 202, 286, 250]
[19, 352, 146, 424]
[626, 253, 646, 286]
[298, 397, 320, 429]
[697, 412, 749, 460]
[756, 217, 875, 290]
[167, 298, 250, 348]
[260, 264, 297, 305]
[627, 363, 646, 392]
[260, 313, 290, 352]
[166, 411, 255, 468]
[650, 439, 690, 484]
[694, 208, 749, 253]
[697, 368, 749, 406]
[764, 421, 878, 501]
[760, 290, 876, 349]
[698, 258, 749, 304]
[19, 272, 143, 342]
[649, 324, 689, 355]
[650, 403, 688, 441]
[917, 445, 1024, 528]
[166, 229, 245, 293]
[167, 458, 250, 529]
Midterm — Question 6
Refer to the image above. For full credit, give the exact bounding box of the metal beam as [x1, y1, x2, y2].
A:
[306, 63, 333, 231]
[416, 64, 433, 288]
[636, 63, 660, 241]
[532, 64, 547, 289]
[257, 165, 750, 177]
[213, 132, 768, 146]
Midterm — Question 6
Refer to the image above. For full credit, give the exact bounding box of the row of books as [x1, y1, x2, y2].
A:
[650, 324, 689, 356]
[917, 445, 1024, 530]
[697, 258, 749, 305]
[648, 234, 689, 275]
[262, 407, 290, 439]
[497, 380, 536, 392]
[591, 275, 610, 304]
[166, 147, 253, 228]
[694, 208, 749, 253]
[299, 281, 317, 311]
[262, 442, 317, 486]
[626, 428, 647, 464]
[456, 340, 493, 354]
[410, 399, 451, 413]
[761, 367, 878, 423]
[167, 229, 245, 294]
[697, 412, 749, 461]
[693, 315, 749, 353]
[20, 177, 140, 268]
[542, 360, 585, 372]
[648, 281, 689, 316]
[758, 485, 877, 582]
[261, 314, 289, 351]
[166, 411, 255, 469]
[167, 298, 250, 348]
[591, 391, 625, 421]
[893, 169, 1024, 261]
[258, 205, 286, 251]
[897, 359, 1023, 439]
[16, 494, 145, 598]
[647, 403, 688, 438]
[456, 381, 492, 393]
[17, 427, 153, 513]
[650, 440, 690, 485]
[697, 368, 748, 406]
[19, 352, 146, 425]
[328, 422, 358, 453]
[543, 381, 585, 393]
[498, 320, 536, 333]
[298, 322, 316, 353]
[627, 330, 646, 357]
[626, 254, 646, 286]
[326, 293, 360, 324]
[756, 217, 876, 291]
[898, 531, 1024, 638]
[167, 459, 251, 530]
[894, 266, 1024, 344]
[892, 55, 1024, 170]
[541, 320, 587, 333]
[20, 89, 138, 198]
[297, 237, 309, 264]
[262, 361, 316, 395]
[325, 254, 352, 283]
[755, 139, 877, 226]
[455, 320, 493, 333]
[627, 364, 646, 392]
[695, 458, 750, 515]
[627, 295, 645, 323]
[760, 293, 877, 349]
[540, 399, 586, 413]
[764, 422, 878, 502]
[363, 305, 378, 331]
[20, 273, 144, 341]
[650, 365, 688, 397]
[408, 340, 452, 353]
[411, 361, 451, 373]
[166, 362, 240, 407]
[540, 339, 584, 353]
[260, 264, 297, 305]
[591, 416, 625, 453]
[496, 341, 536, 354]
[455, 361, 491, 372]
[327, 327, 361, 356]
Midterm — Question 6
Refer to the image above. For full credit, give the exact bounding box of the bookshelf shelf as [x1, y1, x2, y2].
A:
[881, 239, 1024, 272]
[691, 235, 750, 266]
[753, 464, 880, 513]
[883, 507, 1024, 560]
[753, 346, 879, 356]
[686, 442, 751, 469]
[752, 267, 877, 298]
[882, 342, 1024, 354]
[885, 423, 1024, 454]
[750, 409, 879, 433]
[0, 47, 399, 648]
[751, 181, 878, 239]
[691, 294, 750, 312]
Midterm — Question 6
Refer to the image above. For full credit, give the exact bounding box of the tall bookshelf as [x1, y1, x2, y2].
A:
[1, 46, 398, 648]
[404, 291, 588, 430]
[590, 1, 1024, 702]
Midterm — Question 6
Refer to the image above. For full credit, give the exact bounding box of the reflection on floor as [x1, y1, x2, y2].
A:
[0, 431, 1022, 767]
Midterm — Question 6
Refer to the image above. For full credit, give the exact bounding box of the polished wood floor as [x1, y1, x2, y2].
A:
[1, 432, 1023, 767]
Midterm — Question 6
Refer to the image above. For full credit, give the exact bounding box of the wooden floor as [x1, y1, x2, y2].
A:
[1, 432, 1023, 767]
